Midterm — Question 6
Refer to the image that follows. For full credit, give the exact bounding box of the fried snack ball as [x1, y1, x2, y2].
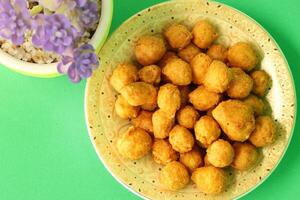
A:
[120, 82, 157, 106]
[117, 127, 152, 160]
[164, 23, 192, 49]
[169, 125, 195, 153]
[249, 116, 276, 147]
[160, 161, 190, 190]
[176, 106, 200, 129]
[158, 51, 178, 67]
[132, 110, 153, 133]
[192, 20, 218, 49]
[203, 60, 232, 93]
[115, 95, 140, 119]
[135, 35, 166, 65]
[204, 154, 211, 166]
[207, 139, 235, 168]
[207, 44, 228, 62]
[194, 116, 221, 148]
[179, 86, 190, 107]
[157, 83, 181, 117]
[191, 166, 227, 194]
[109, 63, 138, 92]
[180, 148, 203, 171]
[162, 58, 192, 85]
[231, 142, 259, 170]
[212, 100, 255, 142]
[138, 65, 161, 85]
[152, 109, 175, 139]
[243, 94, 265, 116]
[152, 139, 179, 165]
[227, 68, 253, 99]
[178, 44, 201, 63]
[189, 86, 221, 111]
[190, 53, 212, 84]
[228, 42, 258, 71]
[251, 70, 271, 97]
[141, 99, 157, 111]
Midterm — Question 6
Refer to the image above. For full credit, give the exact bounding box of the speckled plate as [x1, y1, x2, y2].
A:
[85, 0, 296, 199]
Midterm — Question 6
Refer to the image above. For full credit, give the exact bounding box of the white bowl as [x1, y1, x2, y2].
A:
[0, 0, 113, 78]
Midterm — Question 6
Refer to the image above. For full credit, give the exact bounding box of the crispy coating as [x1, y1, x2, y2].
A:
[180, 148, 203, 172]
[194, 116, 221, 148]
[160, 161, 190, 190]
[158, 51, 178, 67]
[152, 139, 179, 165]
[157, 83, 181, 117]
[251, 70, 271, 97]
[169, 125, 195, 153]
[227, 68, 253, 99]
[203, 60, 232, 93]
[120, 82, 157, 106]
[179, 86, 190, 107]
[162, 58, 192, 85]
[189, 86, 221, 111]
[228, 42, 258, 71]
[192, 20, 218, 49]
[135, 35, 166, 65]
[164, 23, 192, 49]
[115, 95, 140, 119]
[249, 116, 276, 147]
[191, 166, 227, 194]
[212, 100, 255, 142]
[138, 65, 161, 85]
[141, 99, 157, 111]
[207, 44, 228, 62]
[190, 53, 212, 84]
[109, 63, 139, 92]
[207, 139, 234, 168]
[176, 106, 200, 129]
[231, 142, 259, 170]
[243, 94, 265, 116]
[152, 109, 175, 139]
[204, 154, 211, 166]
[178, 44, 201, 63]
[117, 127, 152, 160]
[131, 110, 153, 133]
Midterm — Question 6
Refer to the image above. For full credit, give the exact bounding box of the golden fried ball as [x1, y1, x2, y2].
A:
[227, 68, 253, 99]
[191, 166, 227, 194]
[207, 139, 235, 168]
[243, 94, 265, 116]
[194, 116, 221, 148]
[131, 110, 153, 133]
[164, 23, 192, 49]
[157, 83, 181, 117]
[117, 127, 152, 160]
[160, 161, 190, 190]
[203, 60, 232, 93]
[192, 20, 218, 49]
[176, 106, 200, 129]
[207, 44, 228, 62]
[189, 86, 221, 111]
[228, 42, 258, 71]
[152, 139, 179, 165]
[138, 65, 161, 85]
[109, 63, 138, 93]
[204, 154, 211, 166]
[231, 142, 259, 171]
[152, 109, 175, 139]
[120, 82, 157, 106]
[115, 95, 140, 119]
[169, 125, 195, 153]
[141, 100, 157, 111]
[212, 100, 255, 142]
[162, 58, 192, 85]
[190, 53, 212, 84]
[249, 116, 276, 147]
[180, 148, 203, 172]
[179, 86, 190, 107]
[251, 70, 271, 97]
[158, 51, 178, 67]
[178, 44, 201, 63]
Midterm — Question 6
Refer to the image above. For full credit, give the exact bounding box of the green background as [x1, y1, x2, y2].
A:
[0, 0, 299, 199]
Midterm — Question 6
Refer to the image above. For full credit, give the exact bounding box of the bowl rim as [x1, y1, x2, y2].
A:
[0, 0, 114, 78]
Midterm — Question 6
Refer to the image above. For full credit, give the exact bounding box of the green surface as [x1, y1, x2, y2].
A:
[0, 0, 299, 199]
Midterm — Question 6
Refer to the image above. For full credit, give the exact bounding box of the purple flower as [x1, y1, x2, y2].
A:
[79, 1, 99, 28]
[57, 44, 99, 83]
[75, 0, 87, 8]
[0, 0, 31, 45]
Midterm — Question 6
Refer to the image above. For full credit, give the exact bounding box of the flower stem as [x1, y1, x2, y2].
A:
[30, 5, 43, 16]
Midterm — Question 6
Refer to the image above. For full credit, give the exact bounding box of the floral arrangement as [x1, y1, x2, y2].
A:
[0, 0, 100, 83]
